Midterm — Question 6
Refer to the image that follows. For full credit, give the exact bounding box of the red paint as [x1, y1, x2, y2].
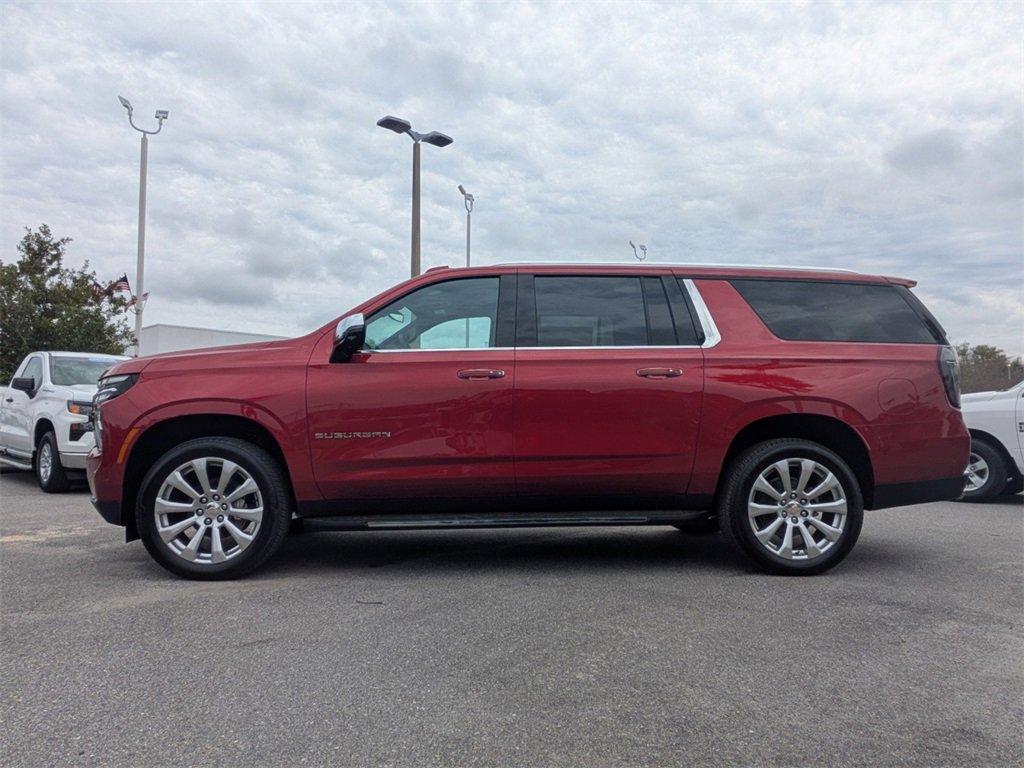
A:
[87, 264, 969, 521]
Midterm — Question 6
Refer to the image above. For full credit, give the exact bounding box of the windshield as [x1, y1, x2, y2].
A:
[49, 357, 119, 386]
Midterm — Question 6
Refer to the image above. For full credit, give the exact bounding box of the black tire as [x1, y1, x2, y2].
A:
[135, 437, 291, 580]
[672, 513, 719, 535]
[36, 431, 71, 493]
[961, 439, 1008, 502]
[718, 438, 864, 576]
[1004, 475, 1023, 496]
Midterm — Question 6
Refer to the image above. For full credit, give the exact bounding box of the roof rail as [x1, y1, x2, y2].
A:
[490, 261, 858, 273]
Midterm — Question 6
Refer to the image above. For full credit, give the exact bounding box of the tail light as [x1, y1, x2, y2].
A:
[938, 346, 961, 408]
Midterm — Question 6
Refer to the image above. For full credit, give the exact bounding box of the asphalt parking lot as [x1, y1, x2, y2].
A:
[1, 471, 1021, 768]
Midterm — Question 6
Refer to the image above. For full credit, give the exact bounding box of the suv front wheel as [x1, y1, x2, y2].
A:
[136, 437, 291, 580]
[718, 439, 864, 575]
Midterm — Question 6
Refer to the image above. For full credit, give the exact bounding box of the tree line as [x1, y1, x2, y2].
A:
[956, 343, 1023, 395]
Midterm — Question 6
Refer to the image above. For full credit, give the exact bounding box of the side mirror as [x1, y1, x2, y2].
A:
[11, 377, 35, 395]
[331, 313, 366, 363]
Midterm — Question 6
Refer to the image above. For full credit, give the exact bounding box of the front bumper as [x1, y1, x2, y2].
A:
[86, 448, 124, 526]
[60, 451, 89, 470]
[91, 496, 123, 525]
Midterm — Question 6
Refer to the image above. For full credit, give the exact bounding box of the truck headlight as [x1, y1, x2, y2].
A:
[67, 400, 94, 417]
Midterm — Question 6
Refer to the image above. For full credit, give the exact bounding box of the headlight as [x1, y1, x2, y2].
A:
[94, 374, 138, 406]
[91, 374, 138, 452]
[67, 400, 94, 416]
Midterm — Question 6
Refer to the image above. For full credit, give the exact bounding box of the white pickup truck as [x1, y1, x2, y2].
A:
[961, 380, 1024, 501]
[0, 351, 128, 492]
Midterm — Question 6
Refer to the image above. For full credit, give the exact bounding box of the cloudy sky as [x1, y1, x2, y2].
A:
[2, 1, 1022, 353]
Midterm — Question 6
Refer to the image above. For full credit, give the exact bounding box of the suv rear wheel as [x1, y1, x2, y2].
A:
[718, 439, 864, 575]
[136, 437, 291, 580]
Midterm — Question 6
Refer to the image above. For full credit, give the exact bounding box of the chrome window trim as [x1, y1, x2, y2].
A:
[522, 346, 703, 351]
[682, 278, 722, 349]
[365, 344, 706, 353]
[367, 347, 515, 353]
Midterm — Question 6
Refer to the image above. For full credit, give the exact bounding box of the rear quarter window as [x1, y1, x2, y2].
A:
[730, 279, 941, 344]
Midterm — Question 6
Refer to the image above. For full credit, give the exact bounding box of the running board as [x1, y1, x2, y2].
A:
[0, 453, 32, 471]
[302, 509, 705, 532]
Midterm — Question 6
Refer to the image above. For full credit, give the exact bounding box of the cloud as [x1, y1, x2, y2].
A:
[1, 1, 1021, 354]
[886, 129, 964, 174]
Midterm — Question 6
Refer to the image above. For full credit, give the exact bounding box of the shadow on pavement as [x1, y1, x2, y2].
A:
[266, 525, 750, 577]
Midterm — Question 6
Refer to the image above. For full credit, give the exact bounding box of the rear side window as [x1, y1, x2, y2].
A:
[534, 276, 648, 346]
[731, 279, 941, 344]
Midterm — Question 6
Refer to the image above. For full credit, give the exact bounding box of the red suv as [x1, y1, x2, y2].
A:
[87, 264, 968, 579]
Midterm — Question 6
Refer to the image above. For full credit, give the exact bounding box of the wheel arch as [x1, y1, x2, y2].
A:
[718, 414, 876, 508]
[33, 417, 56, 450]
[122, 413, 297, 540]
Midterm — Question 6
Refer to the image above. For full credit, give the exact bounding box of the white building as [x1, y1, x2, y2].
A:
[134, 324, 287, 356]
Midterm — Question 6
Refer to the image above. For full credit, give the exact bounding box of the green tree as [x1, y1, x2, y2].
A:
[0, 225, 134, 382]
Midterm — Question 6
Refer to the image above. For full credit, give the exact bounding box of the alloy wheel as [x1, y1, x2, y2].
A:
[747, 458, 848, 561]
[38, 442, 52, 484]
[964, 452, 989, 493]
[154, 457, 264, 565]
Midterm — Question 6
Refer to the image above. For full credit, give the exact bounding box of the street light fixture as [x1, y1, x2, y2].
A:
[458, 184, 474, 268]
[376, 115, 453, 277]
[118, 95, 168, 353]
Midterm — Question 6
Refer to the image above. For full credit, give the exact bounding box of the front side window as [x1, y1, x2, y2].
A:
[364, 277, 500, 351]
[533, 276, 650, 347]
[21, 356, 43, 385]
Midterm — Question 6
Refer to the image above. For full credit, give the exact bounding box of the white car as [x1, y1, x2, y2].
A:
[960, 380, 1024, 501]
[0, 351, 128, 492]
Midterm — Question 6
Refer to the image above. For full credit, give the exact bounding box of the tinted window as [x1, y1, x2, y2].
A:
[668, 278, 703, 346]
[365, 278, 500, 350]
[731, 279, 939, 343]
[643, 277, 677, 346]
[534, 276, 648, 347]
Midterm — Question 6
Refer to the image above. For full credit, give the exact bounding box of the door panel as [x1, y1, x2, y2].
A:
[307, 349, 515, 501]
[513, 347, 704, 499]
[306, 274, 517, 506]
[1, 356, 39, 455]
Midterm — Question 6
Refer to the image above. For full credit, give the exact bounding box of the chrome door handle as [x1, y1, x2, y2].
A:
[457, 369, 505, 380]
[636, 367, 683, 379]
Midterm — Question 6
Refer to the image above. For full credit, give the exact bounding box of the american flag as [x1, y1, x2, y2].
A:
[110, 274, 131, 294]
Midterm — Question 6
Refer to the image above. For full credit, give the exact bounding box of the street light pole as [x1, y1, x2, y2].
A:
[412, 141, 421, 278]
[136, 133, 148, 346]
[377, 116, 453, 278]
[458, 184, 474, 267]
[118, 97, 168, 353]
